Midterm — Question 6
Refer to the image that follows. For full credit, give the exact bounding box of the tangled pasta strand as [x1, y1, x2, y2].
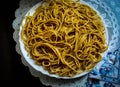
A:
[21, 0, 108, 77]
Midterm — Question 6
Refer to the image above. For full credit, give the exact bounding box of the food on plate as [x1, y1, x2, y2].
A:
[20, 0, 108, 77]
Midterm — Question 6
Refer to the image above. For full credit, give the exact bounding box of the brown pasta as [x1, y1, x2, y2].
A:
[20, 0, 108, 77]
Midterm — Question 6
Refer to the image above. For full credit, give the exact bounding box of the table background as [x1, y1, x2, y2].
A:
[0, 0, 50, 86]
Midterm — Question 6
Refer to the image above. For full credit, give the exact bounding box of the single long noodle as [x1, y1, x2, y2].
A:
[21, 0, 108, 77]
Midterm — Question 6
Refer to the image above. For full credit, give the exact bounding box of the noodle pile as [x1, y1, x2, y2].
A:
[21, 0, 108, 77]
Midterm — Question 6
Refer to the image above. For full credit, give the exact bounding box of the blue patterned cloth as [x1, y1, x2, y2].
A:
[86, 0, 120, 87]
[87, 48, 120, 87]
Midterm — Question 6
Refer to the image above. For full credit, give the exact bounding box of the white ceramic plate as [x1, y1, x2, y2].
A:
[19, 0, 108, 79]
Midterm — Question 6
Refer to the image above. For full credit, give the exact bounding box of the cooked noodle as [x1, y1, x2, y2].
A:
[21, 0, 108, 77]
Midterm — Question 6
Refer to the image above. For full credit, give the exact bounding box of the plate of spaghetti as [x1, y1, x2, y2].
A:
[19, 0, 108, 79]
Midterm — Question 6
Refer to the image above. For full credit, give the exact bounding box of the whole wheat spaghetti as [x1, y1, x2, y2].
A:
[21, 0, 108, 77]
